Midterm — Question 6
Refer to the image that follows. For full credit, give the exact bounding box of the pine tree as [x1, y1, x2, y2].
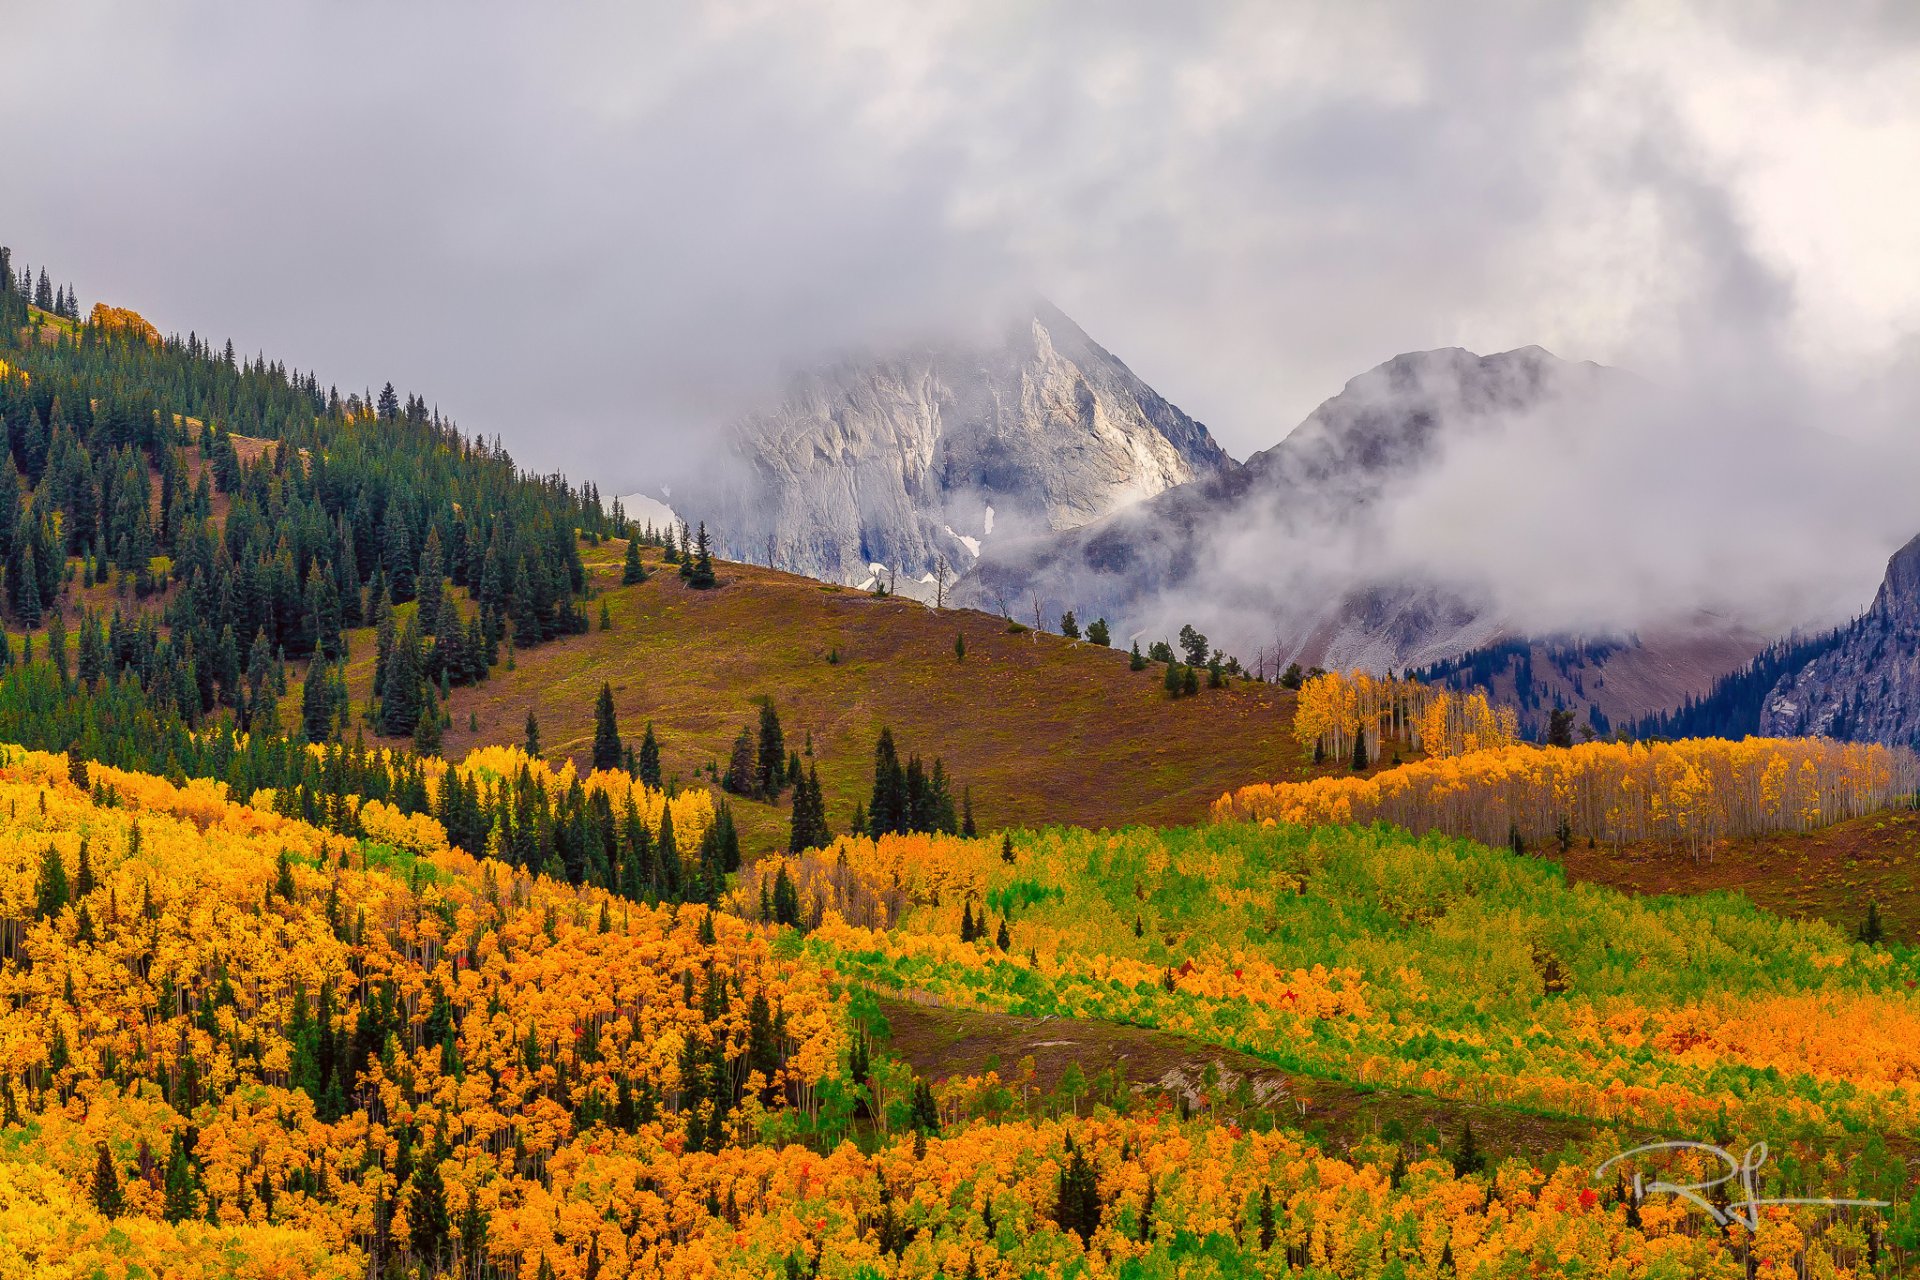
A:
[1060, 611, 1080, 639]
[35, 844, 69, 918]
[725, 726, 757, 795]
[772, 863, 801, 927]
[688, 523, 717, 589]
[1164, 661, 1183, 698]
[1086, 618, 1110, 646]
[161, 1128, 199, 1223]
[756, 700, 786, 798]
[954, 632, 965, 663]
[622, 537, 646, 584]
[1130, 641, 1146, 671]
[868, 727, 905, 837]
[592, 682, 623, 771]
[961, 787, 977, 838]
[1860, 901, 1886, 945]
[91, 1141, 124, 1217]
[637, 722, 661, 787]
[1451, 1121, 1484, 1176]
[1351, 728, 1368, 771]
[524, 710, 542, 757]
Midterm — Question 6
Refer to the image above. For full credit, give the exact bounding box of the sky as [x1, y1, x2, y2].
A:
[5, 0, 1920, 630]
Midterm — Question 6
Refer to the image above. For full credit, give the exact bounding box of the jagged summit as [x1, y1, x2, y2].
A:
[668, 304, 1235, 589]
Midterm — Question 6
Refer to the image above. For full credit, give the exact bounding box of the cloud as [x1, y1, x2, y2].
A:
[4, 1, 1919, 645]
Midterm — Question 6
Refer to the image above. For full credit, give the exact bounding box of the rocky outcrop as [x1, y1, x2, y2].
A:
[673, 303, 1234, 588]
[954, 345, 1619, 667]
[1759, 534, 1920, 746]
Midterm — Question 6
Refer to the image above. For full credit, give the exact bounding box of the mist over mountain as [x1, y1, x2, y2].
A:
[954, 345, 1633, 665]
[666, 303, 1234, 590]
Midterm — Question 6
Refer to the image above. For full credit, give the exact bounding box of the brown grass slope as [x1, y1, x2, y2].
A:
[391, 541, 1308, 853]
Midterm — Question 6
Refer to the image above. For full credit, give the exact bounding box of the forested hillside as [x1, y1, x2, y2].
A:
[0, 247, 623, 774]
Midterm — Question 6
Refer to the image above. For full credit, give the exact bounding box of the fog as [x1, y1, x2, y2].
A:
[5, 1, 1919, 642]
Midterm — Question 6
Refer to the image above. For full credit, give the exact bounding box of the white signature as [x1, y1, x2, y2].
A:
[1594, 1141, 1889, 1232]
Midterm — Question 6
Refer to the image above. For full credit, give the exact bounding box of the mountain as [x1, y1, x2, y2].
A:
[953, 344, 1622, 667]
[671, 302, 1234, 590]
[1419, 625, 1770, 741]
[1757, 533, 1920, 746]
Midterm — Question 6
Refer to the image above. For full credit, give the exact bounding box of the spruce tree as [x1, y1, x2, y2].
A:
[91, 1141, 124, 1217]
[1130, 641, 1146, 671]
[592, 682, 623, 771]
[35, 843, 69, 918]
[637, 722, 661, 787]
[725, 726, 757, 795]
[1860, 901, 1886, 945]
[688, 523, 717, 589]
[622, 537, 646, 584]
[868, 727, 905, 837]
[523, 710, 542, 757]
[756, 700, 785, 798]
[1086, 618, 1110, 646]
[1351, 729, 1368, 771]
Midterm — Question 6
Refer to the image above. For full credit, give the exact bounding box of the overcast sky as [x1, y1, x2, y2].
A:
[4, 1, 1918, 513]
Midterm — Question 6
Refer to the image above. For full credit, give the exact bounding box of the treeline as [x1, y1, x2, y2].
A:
[1637, 629, 1844, 741]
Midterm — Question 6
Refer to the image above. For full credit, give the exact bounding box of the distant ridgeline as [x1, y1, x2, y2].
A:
[1635, 629, 1845, 741]
[1413, 637, 1619, 741]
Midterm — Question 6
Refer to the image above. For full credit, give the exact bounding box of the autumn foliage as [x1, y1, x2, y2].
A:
[84, 302, 161, 346]
[1292, 670, 1518, 764]
[1219, 736, 1919, 855]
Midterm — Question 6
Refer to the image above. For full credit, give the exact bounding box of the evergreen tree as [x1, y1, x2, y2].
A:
[756, 700, 785, 798]
[688, 522, 717, 588]
[637, 722, 661, 787]
[35, 843, 69, 918]
[1055, 1137, 1101, 1243]
[1178, 624, 1209, 668]
[523, 710, 542, 757]
[724, 726, 757, 795]
[1164, 661, 1183, 698]
[772, 863, 801, 927]
[1060, 611, 1080, 639]
[622, 536, 646, 584]
[1086, 618, 1110, 646]
[1450, 1121, 1484, 1176]
[160, 1128, 199, 1223]
[592, 682, 623, 771]
[1351, 728, 1368, 771]
[868, 727, 905, 836]
[91, 1142, 124, 1218]
[1130, 641, 1146, 671]
[1860, 901, 1886, 946]
[302, 655, 336, 743]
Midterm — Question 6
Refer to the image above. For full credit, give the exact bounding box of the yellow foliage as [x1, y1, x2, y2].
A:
[1216, 736, 1919, 853]
[1292, 670, 1517, 763]
[85, 303, 161, 346]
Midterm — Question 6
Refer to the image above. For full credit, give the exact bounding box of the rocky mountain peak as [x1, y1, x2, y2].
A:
[668, 304, 1235, 589]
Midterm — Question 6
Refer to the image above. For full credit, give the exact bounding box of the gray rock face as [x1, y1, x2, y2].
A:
[1759, 534, 1920, 746]
[676, 303, 1234, 588]
[954, 345, 1616, 667]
